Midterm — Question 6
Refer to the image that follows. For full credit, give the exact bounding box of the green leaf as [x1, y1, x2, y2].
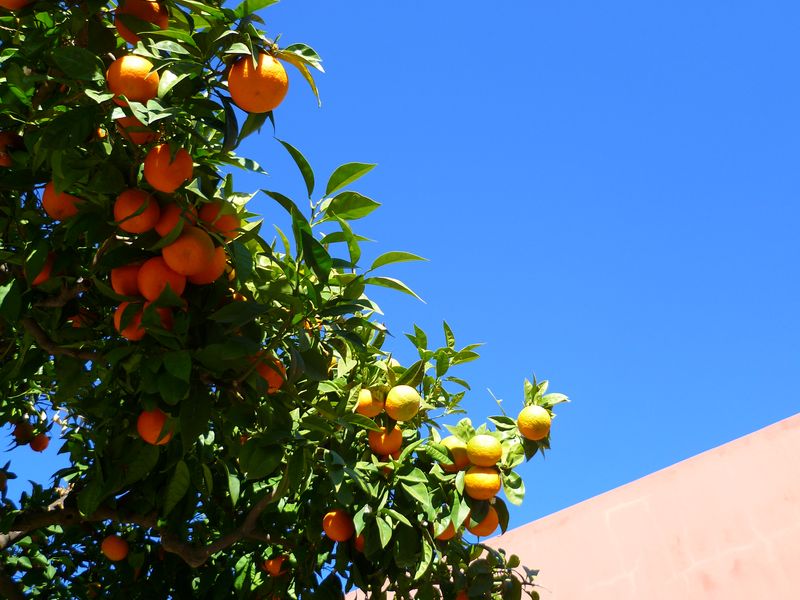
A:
[0, 280, 21, 323]
[282, 43, 324, 72]
[208, 301, 270, 327]
[233, 0, 277, 18]
[337, 413, 381, 432]
[51, 47, 102, 81]
[224, 463, 240, 508]
[180, 393, 212, 453]
[237, 111, 268, 144]
[443, 321, 455, 349]
[425, 442, 451, 465]
[396, 359, 426, 387]
[321, 191, 380, 224]
[238, 441, 282, 480]
[502, 470, 525, 506]
[364, 276, 424, 302]
[370, 251, 426, 271]
[277, 139, 314, 198]
[164, 460, 191, 516]
[77, 474, 104, 517]
[325, 163, 376, 196]
[221, 96, 238, 152]
[400, 481, 432, 508]
[277, 51, 321, 107]
[163, 351, 191, 382]
[413, 537, 434, 581]
[376, 516, 392, 549]
[121, 443, 160, 487]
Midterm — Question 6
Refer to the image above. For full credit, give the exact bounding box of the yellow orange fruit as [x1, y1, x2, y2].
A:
[466, 434, 502, 467]
[517, 405, 551, 441]
[110, 263, 142, 297]
[440, 435, 470, 473]
[114, 188, 160, 234]
[228, 53, 288, 114]
[463, 466, 502, 501]
[115, 0, 169, 45]
[355, 388, 383, 418]
[155, 203, 197, 237]
[116, 115, 157, 145]
[143, 143, 193, 193]
[322, 509, 354, 542]
[42, 181, 81, 220]
[137, 408, 172, 445]
[384, 384, 421, 421]
[106, 54, 159, 106]
[467, 506, 499, 537]
[137, 256, 186, 301]
[187, 245, 227, 285]
[101, 535, 129, 561]
[253, 354, 286, 394]
[161, 225, 215, 276]
[367, 426, 402, 456]
[199, 201, 240, 241]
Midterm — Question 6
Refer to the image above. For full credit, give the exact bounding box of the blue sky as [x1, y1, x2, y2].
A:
[6, 1, 800, 532]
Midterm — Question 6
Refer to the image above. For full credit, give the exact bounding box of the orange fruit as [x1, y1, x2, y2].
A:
[137, 256, 186, 301]
[463, 466, 502, 501]
[384, 385, 421, 421]
[466, 434, 502, 467]
[517, 405, 551, 441]
[434, 521, 456, 541]
[137, 408, 172, 445]
[69, 312, 91, 328]
[114, 188, 160, 234]
[355, 388, 383, 418]
[106, 54, 159, 106]
[467, 506, 499, 537]
[42, 181, 81, 220]
[12, 421, 33, 444]
[0, 131, 21, 166]
[101, 535, 129, 561]
[322, 509, 354, 542]
[353, 534, 365, 552]
[143, 143, 193, 193]
[456, 591, 469, 600]
[114, 301, 146, 341]
[115, 0, 169, 45]
[228, 53, 288, 114]
[155, 203, 197, 237]
[116, 115, 157, 145]
[161, 225, 215, 276]
[440, 435, 470, 473]
[262, 556, 286, 577]
[110, 263, 142, 297]
[30, 253, 54, 286]
[253, 354, 286, 394]
[199, 201, 240, 241]
[367, 426, 402, 456]
[0, 0, 32, 10]
[29, 433, 49, 452]
[144, 302, 174, 331]
[187, 245, 227, 285]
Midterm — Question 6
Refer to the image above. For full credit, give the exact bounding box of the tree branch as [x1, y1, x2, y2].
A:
[20, 317, 96, 361]
[0, 562, 24, 600]
[33, 280, 87, 308]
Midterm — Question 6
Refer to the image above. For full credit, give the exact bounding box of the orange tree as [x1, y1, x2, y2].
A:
[0, 1, 569, 598]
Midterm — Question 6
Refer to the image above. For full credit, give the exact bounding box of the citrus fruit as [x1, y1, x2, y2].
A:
[30, 253, 54, 286]
[467, 506, 499, 537]
[106, 54, 159, 106]
[143, 302, 174, 331]
[435, 521, 456, 541]
[115, 0, 169, 45]
[114, 188, 160, 234]
[384, 384, 421, 421]
[322, 508, 354, 542]
[114, 302, 146, 341]
[456, 591, 469, 600]
[228, 53, 288, 114]
[463, 466, 502, 501]
[187, 245, 227, 285]
[12, 421, 33, 444]
[0, 0, 32, 10]
[199, 201, 240, 240]
[137, 256, 186, 301]
[355, 388, 384, 418]
[517, 404, 551, 441]
[101, 535, 129, 561]
[116, 115, 157, 145]
[161, 225, 215, 276]
[137, 408, 172, 445]
[440, 435, 470, 473]
[155, 203, 197, 237]
[110, 263, 142, 297]
[262, 556, 286, 577]
[29, 433, 49, 452]
[253, 354, 286, 394]
[367, 426, 402, 456]
[466, 434, 502, 467]
[0, 131, 21, 166]
[42, 181, 81, 220]
[353, 534, 365, 552]
[143, 143, 193, 193]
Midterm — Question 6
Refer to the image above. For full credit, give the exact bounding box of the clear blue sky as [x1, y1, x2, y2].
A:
[6, 1, 800, 531]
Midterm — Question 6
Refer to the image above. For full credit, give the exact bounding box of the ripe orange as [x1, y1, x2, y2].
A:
[434, 521, 456, 541]
[353, 534, 365, 552]
[253, 354, 286, 394]
[114, 302, 146, 341]
[137, 256, 186, 301]
[155, 203, 197, 237]
[466, 434, 502, 467]
[463, 466, 502, 501]
[115, 0, 169, 45]
[143, 143, 193, 193]
[187, 245, 227, 285]
[455, 591, 469, 600]
[440, 435, 470, 473]
[0, 131, 21, 166]
[467, 506, 499, 537]
[69, 311, 91, 328]
[517, 405, 551, 441]
[29, 433, 49, 452]
[144, 302, 174, 331]
[262, 556, 286, 577]
[116, 115, 157, 145]
[0, 0, 32, 10]
[110, 263, 142, 297]
[199, 201, 240, 241]
[30, 253, 54, 286]
[355, 388, 384, 418]
[42, 181, 81, 220]
[322, 508, 354, 542]
[106, 55, 159, 106]
[367, 426, 402, 456]
[161, 225, 215, 276]
[384, 385, 421, 421]
[101, 535, 129, 561]
[12, 421, 33, 444]
[137, 408, 172, 445]
[114, 188, 160, 234]
[228, 53, 288, 114]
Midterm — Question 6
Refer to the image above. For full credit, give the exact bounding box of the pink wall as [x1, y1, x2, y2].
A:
[485, 413, 800, 599]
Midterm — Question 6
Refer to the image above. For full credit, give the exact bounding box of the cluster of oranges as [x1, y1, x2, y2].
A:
[10, 421, 49, 453]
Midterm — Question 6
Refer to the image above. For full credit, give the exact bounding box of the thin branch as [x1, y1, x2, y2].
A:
[20, 318, 96, 361]
[34, 280, 87, 308]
